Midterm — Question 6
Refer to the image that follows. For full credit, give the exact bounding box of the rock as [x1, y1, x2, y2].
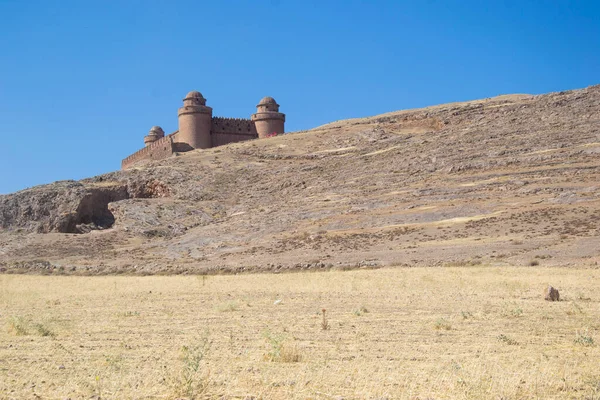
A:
[0, 181, 128, 233]
[0, 176, 172, 234]
[545, 286, 560, 301]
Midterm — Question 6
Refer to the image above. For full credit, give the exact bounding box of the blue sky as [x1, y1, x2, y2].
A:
[0, 0, 598, 194]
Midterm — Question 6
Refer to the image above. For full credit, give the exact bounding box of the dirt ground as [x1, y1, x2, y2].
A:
[1, 267, 599, 399]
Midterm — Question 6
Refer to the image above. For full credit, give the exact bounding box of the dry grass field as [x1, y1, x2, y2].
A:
[1, 266, 599, 399]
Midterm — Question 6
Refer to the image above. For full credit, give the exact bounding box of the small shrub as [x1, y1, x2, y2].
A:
[529, 260, 540, 266]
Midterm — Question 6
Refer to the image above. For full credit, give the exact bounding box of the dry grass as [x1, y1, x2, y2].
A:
[0, 267, 599, 399]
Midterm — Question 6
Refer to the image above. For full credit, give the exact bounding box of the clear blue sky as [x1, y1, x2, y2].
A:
[1, 0, 598, 194]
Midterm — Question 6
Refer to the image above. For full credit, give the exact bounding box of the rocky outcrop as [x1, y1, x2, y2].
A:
[0, 177, 174, 234]
[0, 181, 129, 233]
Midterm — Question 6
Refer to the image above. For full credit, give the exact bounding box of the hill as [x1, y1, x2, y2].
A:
[1, 85, 599, 274]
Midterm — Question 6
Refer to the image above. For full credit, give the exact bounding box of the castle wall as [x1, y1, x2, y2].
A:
[121, 93, 284, 170]
[121, 134, 175, 169]
[211, 117, 258, 147]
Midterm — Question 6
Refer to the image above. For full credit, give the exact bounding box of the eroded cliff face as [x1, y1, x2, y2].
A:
[0, 177, 171, 234]
[0, 84, 599, 274]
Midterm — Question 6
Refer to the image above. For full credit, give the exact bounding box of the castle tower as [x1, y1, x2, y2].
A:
[177, 91, 213, 149]
[143, 126, 165, 146]
[251, 96, 285, 138]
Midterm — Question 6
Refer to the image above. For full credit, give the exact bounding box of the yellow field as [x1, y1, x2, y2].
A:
[1, 267, 599, 399]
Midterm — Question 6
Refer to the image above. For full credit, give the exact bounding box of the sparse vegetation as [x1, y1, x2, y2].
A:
[173, 335, 212, 398]
[216, 300, 239, 312]
[352, 305, 369, 316]
[33, 323, 56, 338]
[121, 310, 140, 317]
[512, 307, 523, 317]
[1, 267, 599, 398]
[263, 330, 301, 363]
[574, 330, 595, 347]
[321, 308, 329, 330]
[8, 316, 29, 336]
[497, 334, 519, 345]
[8, 316, 56, 338]
[434, 318, 452, 330]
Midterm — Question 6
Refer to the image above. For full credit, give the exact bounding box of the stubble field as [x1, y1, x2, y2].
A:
[1, 266, 599, 399]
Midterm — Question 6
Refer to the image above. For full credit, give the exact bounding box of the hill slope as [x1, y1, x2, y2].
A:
[1, 85, 599, 274]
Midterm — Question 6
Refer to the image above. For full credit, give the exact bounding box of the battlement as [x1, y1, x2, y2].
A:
[211, 117, 257, 135]
[121, 91, 284, 169]
[121, 135, 175, 169]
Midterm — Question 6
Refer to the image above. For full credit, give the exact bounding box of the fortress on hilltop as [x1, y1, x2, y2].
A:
[121, 91, 285, 169]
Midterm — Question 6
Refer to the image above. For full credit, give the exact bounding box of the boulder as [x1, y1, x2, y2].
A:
[545, 286, 560, 301]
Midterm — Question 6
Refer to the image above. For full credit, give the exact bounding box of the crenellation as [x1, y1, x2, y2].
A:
[121, 135, 175, 169]
[121, 91, 285, 169]
[211, 116, 257, 135]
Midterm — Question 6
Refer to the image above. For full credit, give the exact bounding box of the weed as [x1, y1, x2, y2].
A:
[321, 309, 329, 330]
[121, 311, 140, 317]
[577, 293, 592, 301]
[511, 307, 524, 317]
[529, 260, 540, 266]
[8, 316, 28, 336]
[104, 354, 124, 371]
[434, 318, 452, 330]
[217, 301, 239, 312]
[8, 317, 56, 338]
[195, 274, 210, 287]
[34, 323, 56, 338]
[174, 334, 212, 398]
[567, 302, 585, 316]
[574, 330, 595, 347]
[461, 311, 474, 319]
[352, 306, 369, 316]
[263, 330, 301, 363]
[497, 334, 518, 345]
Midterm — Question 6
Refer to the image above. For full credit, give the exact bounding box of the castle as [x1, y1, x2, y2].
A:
[121, 91, 285, 169]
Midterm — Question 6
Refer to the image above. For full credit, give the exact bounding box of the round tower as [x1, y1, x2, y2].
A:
[251, 96, 285, 139]
[143, 126, 165, 146]
[177, 91, 213, 149]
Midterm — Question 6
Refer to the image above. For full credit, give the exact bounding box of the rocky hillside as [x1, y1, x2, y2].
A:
[1, 85, 599, 274]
